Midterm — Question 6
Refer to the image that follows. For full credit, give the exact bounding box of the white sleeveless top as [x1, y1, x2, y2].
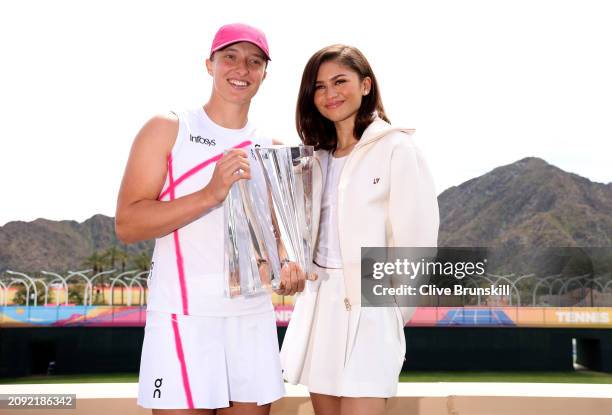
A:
[147, 107, 273, 317]
[314, 155, 348, 269]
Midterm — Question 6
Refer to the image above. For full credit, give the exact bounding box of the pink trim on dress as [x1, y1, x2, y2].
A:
[171, 313, 194, 409]
[159, 140, 253, 200]
[167, 155, 190, 316]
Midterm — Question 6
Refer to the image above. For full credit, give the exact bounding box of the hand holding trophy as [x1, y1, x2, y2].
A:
[224, 145, 317, 298]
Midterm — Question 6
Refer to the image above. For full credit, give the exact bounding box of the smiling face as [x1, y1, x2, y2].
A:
[296, 45, 389, 150]
[313, 60, 371, 125]
[206, 41, 267, 106]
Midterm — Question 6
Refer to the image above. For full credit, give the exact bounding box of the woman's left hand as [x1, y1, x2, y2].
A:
[274, 261, 306, 296]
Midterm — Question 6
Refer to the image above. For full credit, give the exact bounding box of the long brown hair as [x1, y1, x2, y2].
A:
[296, 44, 389, 150]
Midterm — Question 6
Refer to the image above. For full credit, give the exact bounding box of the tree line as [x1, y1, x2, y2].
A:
[9, 246, 152, 306]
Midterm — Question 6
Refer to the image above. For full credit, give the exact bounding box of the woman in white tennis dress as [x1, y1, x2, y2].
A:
[281, 45, 440, 415]
[116, 23, 305, 414]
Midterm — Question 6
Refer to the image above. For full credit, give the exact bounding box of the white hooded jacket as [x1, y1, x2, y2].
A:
[281, 117, 440, 384]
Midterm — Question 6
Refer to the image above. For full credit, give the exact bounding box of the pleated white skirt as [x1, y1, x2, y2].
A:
[138, 310, 284, 409]
[281, 264, 406, 397]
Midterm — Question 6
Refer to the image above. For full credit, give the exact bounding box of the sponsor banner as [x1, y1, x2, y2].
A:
[274, 305, 293, 326]
[0, 306, 146, 327]
[1, 305, 611, 328]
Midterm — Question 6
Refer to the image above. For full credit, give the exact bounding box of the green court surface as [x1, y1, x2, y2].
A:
[0, 373, 138, 384]
[2, 371, 612, 384]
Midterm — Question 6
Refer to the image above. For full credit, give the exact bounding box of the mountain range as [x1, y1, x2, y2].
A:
[0, 215, 152, 274]
[1, 157, 611, 274]
[438, 157, 612, 248]
[438, 157, 612, 275]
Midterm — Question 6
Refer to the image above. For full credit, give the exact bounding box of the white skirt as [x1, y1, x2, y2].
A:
[138, 310, 284, 409]
[280, 264, 406, 397]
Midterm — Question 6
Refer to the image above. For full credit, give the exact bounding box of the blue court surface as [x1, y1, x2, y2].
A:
[438, 308, 515, 326]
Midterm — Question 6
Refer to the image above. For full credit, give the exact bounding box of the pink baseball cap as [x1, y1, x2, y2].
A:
[210, 23, 271, 61]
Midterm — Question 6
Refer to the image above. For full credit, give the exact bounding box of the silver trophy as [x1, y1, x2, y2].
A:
[224, 145, 314, 297]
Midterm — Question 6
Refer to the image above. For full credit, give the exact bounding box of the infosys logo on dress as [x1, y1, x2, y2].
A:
[190, 134, 216, 146]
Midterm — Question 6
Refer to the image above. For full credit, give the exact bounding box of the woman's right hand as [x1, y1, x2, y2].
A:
[205, 149, 252, 204]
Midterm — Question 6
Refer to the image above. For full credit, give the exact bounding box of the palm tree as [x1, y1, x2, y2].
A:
[132, 251, 152, 271]
[116, 250, 129, 272]
[102, 245, 129, 272]
[68, 283, 84, 305]
[14, 283, 46, 305]
[83, 251, 105, 274]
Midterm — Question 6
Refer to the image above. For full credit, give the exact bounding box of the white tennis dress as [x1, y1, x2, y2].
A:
[137, 108, 284, 409]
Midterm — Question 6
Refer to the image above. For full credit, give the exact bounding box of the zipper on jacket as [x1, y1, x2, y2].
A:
[335, 128, 405, 310]
[336, 146, 360, 312]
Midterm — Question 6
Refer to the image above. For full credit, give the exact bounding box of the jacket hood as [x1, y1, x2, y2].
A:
[313, 117, 415, 165]
[356, 117, 415, 148]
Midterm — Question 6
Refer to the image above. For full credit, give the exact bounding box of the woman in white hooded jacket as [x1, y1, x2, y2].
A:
[280, 45, 440, 415]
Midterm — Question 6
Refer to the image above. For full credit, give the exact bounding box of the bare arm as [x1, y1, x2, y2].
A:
[115, 114, 251, 243]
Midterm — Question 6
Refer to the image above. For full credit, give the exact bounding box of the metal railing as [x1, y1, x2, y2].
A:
[1, 269, 150, 307]
[1, 269, 610, 307]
